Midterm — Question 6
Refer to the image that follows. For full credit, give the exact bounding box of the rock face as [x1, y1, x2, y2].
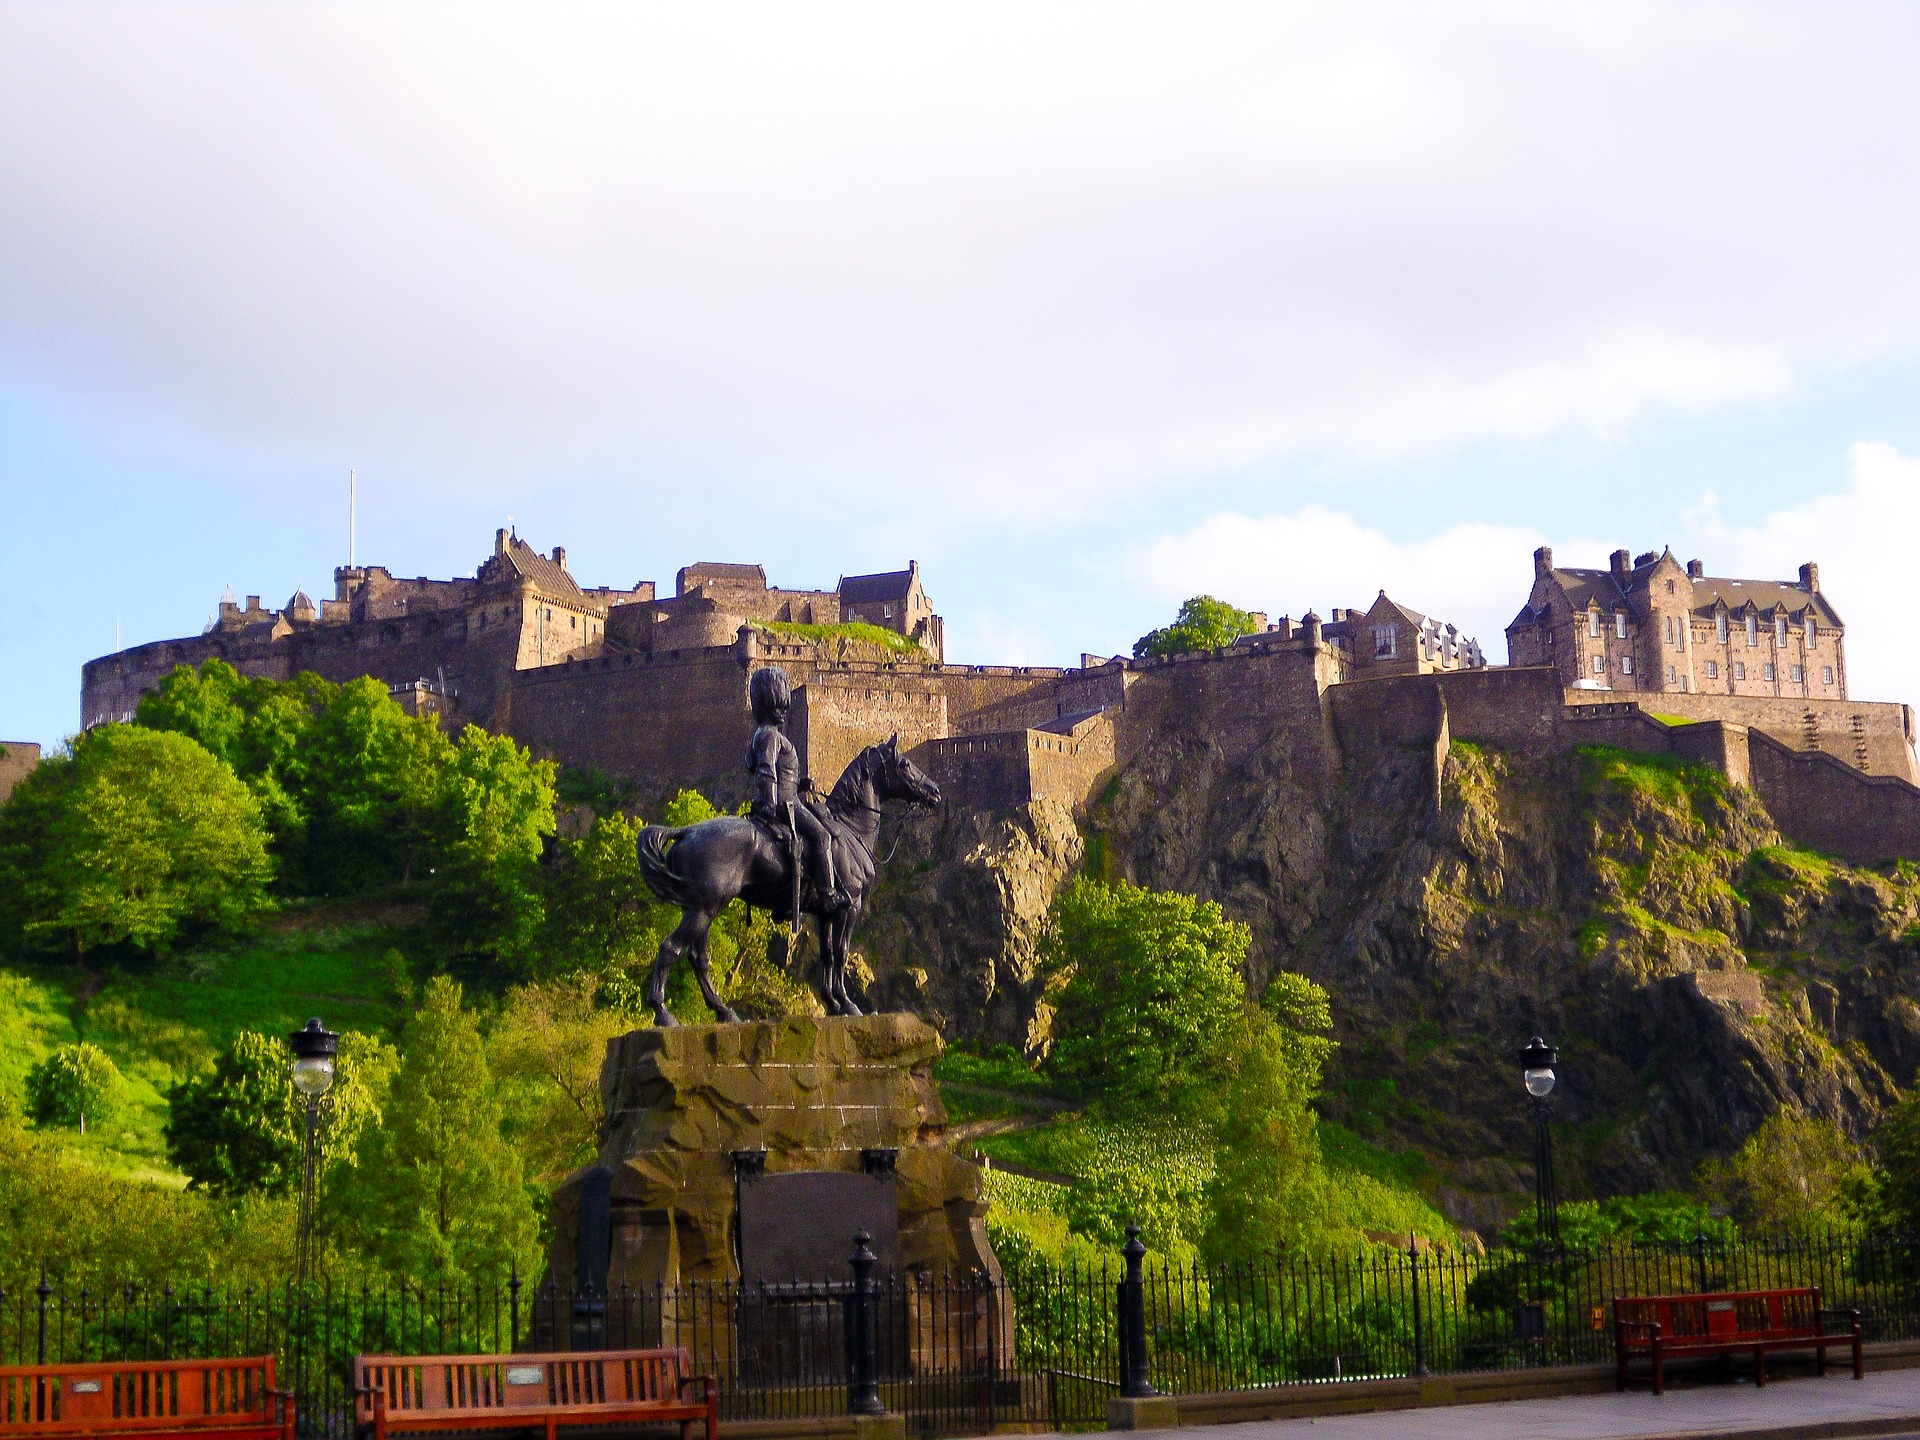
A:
[547, 1013, 1002, 1296]
[858, 707, 1920, 1230]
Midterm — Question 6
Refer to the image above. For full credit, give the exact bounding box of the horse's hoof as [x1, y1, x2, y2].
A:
[654, 1008, 680, 1027]
[715, 1006, 741, 1024]
[841, 998, 865, 1017]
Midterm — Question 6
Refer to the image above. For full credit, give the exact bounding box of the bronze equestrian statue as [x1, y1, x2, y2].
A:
[636, 666, 943, 1024]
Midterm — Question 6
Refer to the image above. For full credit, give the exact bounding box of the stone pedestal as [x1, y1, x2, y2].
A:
[545, 1013, 1007, 1368]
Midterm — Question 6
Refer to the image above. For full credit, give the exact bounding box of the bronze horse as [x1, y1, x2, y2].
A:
[635, 735, 942, 1024]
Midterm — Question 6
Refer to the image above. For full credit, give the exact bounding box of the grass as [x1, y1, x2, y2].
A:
[0, 903, 412, 1186]
[754, 620, 924, 655]
[1577, 743, 1727, 814]
[935, 1045, 1065, 1099]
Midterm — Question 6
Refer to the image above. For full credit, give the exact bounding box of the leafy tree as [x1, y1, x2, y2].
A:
[537, 812, 672, 977]
[1699, 1110, 1878, 1233]
[328, 977, 541, 1282]
[0, 726, 274, 958]
[26, 1043, 125, 1133]
[1040, 876, 1250, 1111]
[303, 678, 454, 893]
[1872, 1090, 1920, 1231]
[430, 727, 557, 972]
[1132, 596, 1261, 660]
[491, 974, 634, 1180]
[1198, 976, 1338, 1262]
[165, 1029, 396, 1196]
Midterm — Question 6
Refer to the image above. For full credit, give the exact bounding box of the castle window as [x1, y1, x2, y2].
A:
[1588, 610, 1601, 638]
[1792, 665, 1805, 683]
[1733, 662, 1746, 680]
[1823, 665, 1835, 685]
[1764, 663, 1776, 681]
[883, 604, 894, 619]
[1746, 615, 1758, 646]
[1372, 624, 1397, 659]
[1716, 613, 1729, 644]
[1615, 612, 1627, 639]
[1667, 664, 1677, 684]
[570, 615, 576, 629]
[1621, 656, 1634, 675]
[1705, 660, 1719, 679]
[1776, 616, 1788, 647]
[1591, 654, 1604, 674]
[1806, 617, 1817, 648]
[1666, 580, 1675, 594]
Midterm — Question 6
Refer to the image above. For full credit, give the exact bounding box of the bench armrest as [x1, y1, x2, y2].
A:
[680, 1372, 718, 1400]
[1818, 1308, 1863, 1329]
[1616, 1320, 1661, 1337]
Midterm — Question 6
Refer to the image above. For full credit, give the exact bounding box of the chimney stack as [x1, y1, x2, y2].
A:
[495, 528, 508, 556]
[1799, 561, 1820, 593]
[552, 546, 567, 571]
[1534, 545, 1554, 576]
[1687, 559, 1704, 579]
[1610, 549, 1631, 581]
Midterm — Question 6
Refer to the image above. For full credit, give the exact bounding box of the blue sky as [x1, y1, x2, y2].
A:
[6, 4, 1920, 750]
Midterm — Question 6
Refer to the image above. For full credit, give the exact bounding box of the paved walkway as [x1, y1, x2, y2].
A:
[1135, 1368, 1920, 1439]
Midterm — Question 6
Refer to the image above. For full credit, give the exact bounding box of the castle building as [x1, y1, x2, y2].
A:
[1506, 547, 1846, 700]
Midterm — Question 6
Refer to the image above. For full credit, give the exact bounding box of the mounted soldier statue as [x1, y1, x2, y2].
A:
[636, 665, 943, 1024]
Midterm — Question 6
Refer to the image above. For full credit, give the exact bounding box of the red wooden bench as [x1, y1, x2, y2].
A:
[0, 1356, 293, 1438]
[1614, 1288, 1863, 1394]
[352, 1348, 717, 1440]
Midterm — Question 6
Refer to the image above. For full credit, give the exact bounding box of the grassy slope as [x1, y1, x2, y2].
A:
[0, 905, 410, 1186]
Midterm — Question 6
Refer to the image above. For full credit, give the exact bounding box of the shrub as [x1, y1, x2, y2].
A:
[26, 1043, 124, 1132]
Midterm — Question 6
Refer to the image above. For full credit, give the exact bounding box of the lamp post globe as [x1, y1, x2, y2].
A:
[287, 1018, 338, 1286]
[1516, 1035, 1560, 1254]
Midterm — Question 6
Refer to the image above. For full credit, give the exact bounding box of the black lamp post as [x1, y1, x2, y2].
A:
[288, 1018, 338, 1286]
[1518, 1035, 1560, 1253]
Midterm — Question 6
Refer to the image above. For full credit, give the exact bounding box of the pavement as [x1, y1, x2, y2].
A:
[1130, 1368, 1920, 1439]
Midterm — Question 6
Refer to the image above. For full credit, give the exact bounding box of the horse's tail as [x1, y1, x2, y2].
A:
[637, 824, 696, 907]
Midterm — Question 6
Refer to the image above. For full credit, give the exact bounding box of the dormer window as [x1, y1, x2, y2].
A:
[1588, 609, 1601, 638]
[1776, 616, 1788, 647]
[1805, 617, 1817, 648]
[1615, 611, 1627, 639]
[1372, 624, 1398, 659]
[1716, 613, 1729, 644]
[1746, 615, 1758, 646]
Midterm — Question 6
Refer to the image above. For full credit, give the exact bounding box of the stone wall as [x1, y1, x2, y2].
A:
[792, 677, 949, 793]
[1566, 689, 1916, 782]
[1748, 729, 1920, 866]
[0, 742, 40, 805]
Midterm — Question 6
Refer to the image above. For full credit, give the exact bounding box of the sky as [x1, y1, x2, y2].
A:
[5, 2, 1920, 749]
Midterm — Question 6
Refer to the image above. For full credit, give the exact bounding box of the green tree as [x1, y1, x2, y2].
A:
[1872, 1091, 1920, 1231]
[0, 726, 274, 958]
[537, 812, 673, 976]
[1699, 1110, 1878, 1233]
[1198, 975, 1338, 1261]
[328, 977, 541, 1281]
[165, 1030, 396, 1196]
[26, 1043, 125, 1133]
[430, 727, 558, 973]
[1132, 596, 1261, 660]
[1040, 876, 1250, 1111]
[303, 678, 455, 893]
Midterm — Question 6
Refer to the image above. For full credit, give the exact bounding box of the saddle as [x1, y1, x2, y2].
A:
[748, 805, 852, 921]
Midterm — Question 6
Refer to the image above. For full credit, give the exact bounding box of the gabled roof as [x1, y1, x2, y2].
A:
[1364, 590, 1427, 627]
[483, 536, 584, 598]
[1546, 568, 1633, 613]
[839, 566, 917, 604]
[1690, 577, 1842, 627]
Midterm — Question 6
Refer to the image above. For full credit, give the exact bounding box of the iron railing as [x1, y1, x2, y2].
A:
[4, 1230, 1916, 1436]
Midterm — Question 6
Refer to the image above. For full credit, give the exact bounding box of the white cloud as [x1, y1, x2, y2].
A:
[6, 4, 1920, 522]
[1680, 441, 1920, 712]
[1127, 507, 1555, 658]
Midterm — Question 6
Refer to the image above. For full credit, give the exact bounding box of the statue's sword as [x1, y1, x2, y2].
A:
[784, 799, 803, 948]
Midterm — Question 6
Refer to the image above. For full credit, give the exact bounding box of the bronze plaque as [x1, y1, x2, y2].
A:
[737, 1170, 901, 1283]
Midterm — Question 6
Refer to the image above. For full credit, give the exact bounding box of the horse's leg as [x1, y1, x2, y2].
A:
[687, 912, 740, 1025]
[647, 915, 688, 1027]
[831, 910, 863, 1018]
[813, 910, 844, 1015]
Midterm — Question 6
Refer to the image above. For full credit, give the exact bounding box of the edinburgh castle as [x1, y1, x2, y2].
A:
[78, 529, 1920, 866]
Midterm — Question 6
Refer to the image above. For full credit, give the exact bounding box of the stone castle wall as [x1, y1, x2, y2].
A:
[1567, 688, 1918, 783]
[0, 743, 40, 806]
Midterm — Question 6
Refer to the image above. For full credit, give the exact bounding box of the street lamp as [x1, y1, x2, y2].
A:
[1518, 1036, 1559, 1252]
[287, 1018, 338, 1286]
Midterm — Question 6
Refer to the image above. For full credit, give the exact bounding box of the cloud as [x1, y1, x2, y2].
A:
[1127, 507, 1555, 657]
[1680, 441, 1920, 711]
[7, 4, 1920, 523]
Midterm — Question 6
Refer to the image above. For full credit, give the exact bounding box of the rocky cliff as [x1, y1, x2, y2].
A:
[866, 716, 1920, 1231]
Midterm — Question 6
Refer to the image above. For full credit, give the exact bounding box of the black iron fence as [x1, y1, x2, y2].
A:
[4, 1229, 1918, 1436]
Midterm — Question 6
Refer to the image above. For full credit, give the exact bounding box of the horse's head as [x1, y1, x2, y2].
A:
[875, 732, 942, 809]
